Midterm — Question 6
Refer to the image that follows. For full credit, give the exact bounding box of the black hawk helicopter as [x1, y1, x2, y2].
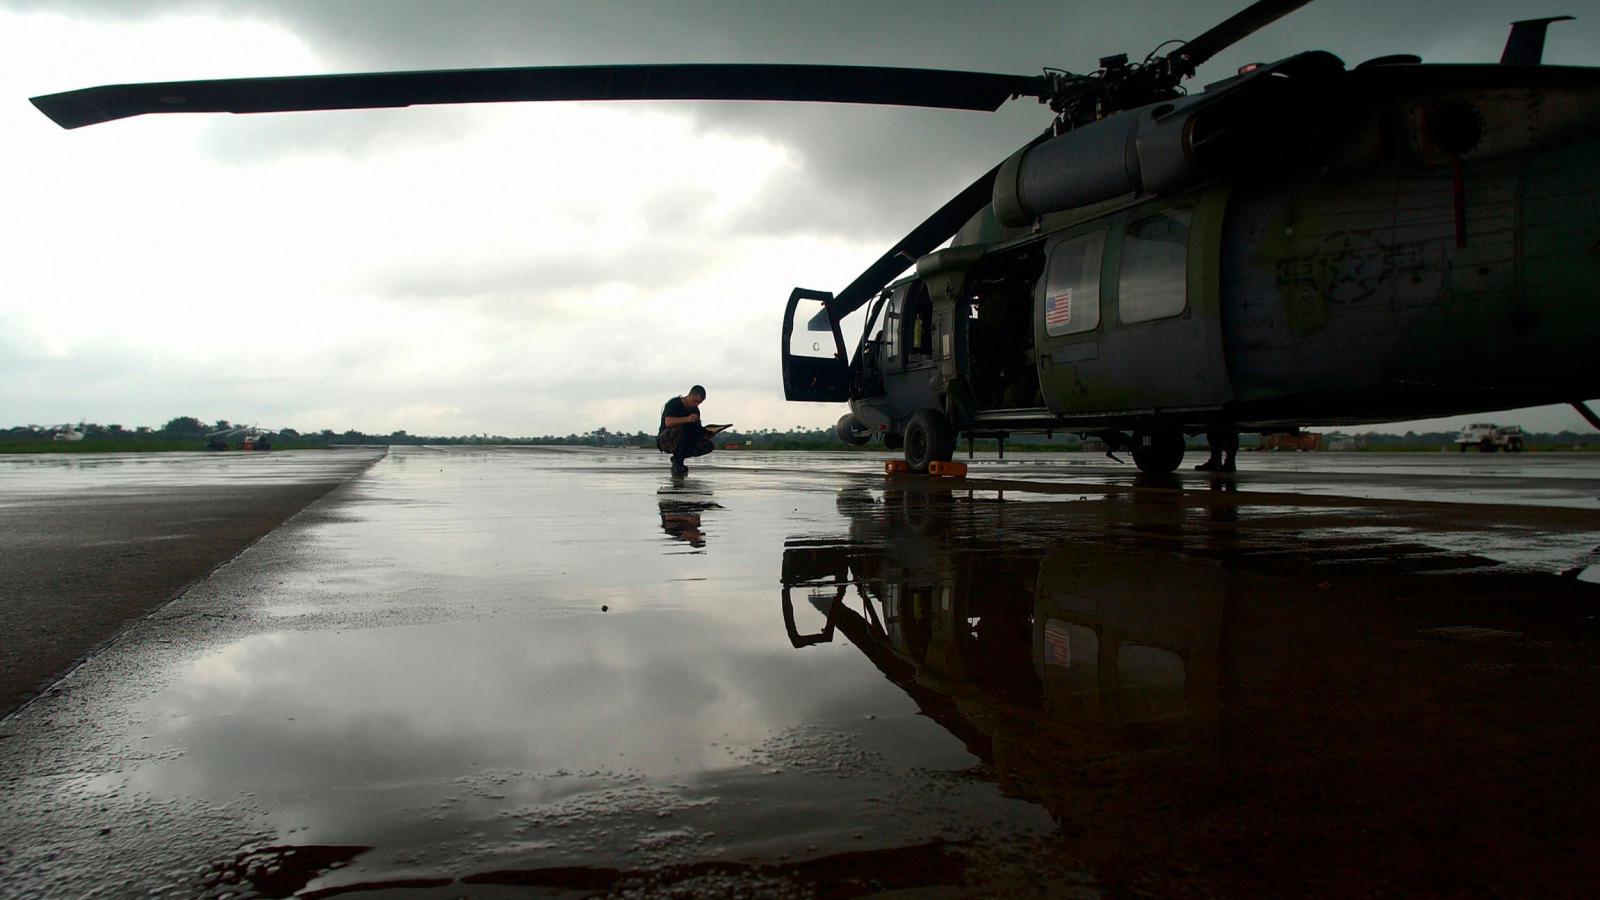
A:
[30, 1, 1600, 473]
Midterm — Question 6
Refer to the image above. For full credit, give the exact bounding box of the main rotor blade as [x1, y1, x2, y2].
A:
[31, 63, 1048, 130]
[830, 162, 1004, 320]
[1168, 0, 1318, 74]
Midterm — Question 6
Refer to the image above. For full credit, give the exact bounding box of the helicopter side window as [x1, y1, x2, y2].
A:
[884, 288, 905, 361]
[1118, 207, 1192, 324]
[1041, 232, 1106, 337]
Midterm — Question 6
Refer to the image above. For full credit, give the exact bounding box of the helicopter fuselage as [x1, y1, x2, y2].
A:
[786, 60, 1600, 468]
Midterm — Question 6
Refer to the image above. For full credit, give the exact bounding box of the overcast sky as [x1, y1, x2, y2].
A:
[2, 1, 1596, 436]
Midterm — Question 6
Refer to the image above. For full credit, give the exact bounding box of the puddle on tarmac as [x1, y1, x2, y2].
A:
[10, 448, 1600, 899]
[120, 612, 1048, 879]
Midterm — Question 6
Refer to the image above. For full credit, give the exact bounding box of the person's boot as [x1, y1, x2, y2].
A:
[1195, 452, 1222, 472]
[1218, 456, 1236, 473]
[671, 459, 689, 476]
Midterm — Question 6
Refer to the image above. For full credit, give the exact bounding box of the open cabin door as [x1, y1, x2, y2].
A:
[783, 288, 852, 402]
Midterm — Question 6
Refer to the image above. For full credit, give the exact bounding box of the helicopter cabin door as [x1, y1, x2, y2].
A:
[783, 288, 852, 402]
[1035, 190, 1232, 417]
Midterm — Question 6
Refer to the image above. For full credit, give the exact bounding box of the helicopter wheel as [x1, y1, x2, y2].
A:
[882, 430, 903, 451]
[1129, 428, 1185, 474]
[903, 409, 955, 474]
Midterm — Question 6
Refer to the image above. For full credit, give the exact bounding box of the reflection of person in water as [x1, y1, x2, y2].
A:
[658, 493, 722, 549]
[660, 506, 707, 547]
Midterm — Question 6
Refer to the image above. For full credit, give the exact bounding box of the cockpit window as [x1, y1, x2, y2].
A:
[1041, 232, 1105, 337]
[1118, 207, 1192, 324]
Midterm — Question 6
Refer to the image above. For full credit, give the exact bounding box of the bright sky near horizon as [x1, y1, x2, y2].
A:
[2, 1, 1596, 437]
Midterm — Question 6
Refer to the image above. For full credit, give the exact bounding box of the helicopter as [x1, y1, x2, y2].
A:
[29, 1, 1600, 473]
[203, 424, 276, 451]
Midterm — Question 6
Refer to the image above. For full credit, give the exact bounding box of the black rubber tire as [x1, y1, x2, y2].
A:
[903, 409, 955, 474]
[1130, 429, 1186, 474]
[881, 431, 903, 451]
[1507, 438, 1523, 452]
[836, 414, 871, 446]
[1458, 443, 1468, 453]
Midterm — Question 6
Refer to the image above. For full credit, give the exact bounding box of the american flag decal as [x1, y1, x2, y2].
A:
[1043, 620, 1072, 667]
[1045, 290, 1072, 329]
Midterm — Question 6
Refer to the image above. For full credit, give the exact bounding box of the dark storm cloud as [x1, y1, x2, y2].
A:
[12, 1, 1596, 240]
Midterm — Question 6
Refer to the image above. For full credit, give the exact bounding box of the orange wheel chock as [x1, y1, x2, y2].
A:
[928, 460, 968, 478]
[884, 460, 911, 475]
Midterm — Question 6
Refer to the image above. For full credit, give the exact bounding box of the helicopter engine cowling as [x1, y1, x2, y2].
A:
[994, 51, 1344, 227]
[994, 111, 1143, 226]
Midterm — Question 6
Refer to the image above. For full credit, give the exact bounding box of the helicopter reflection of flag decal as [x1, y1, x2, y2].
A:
[1044, 290, 1072, 330]
[1043, 619, 1072, 667]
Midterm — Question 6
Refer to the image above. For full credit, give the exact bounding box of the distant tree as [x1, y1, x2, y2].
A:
[162, 416, 205, 436]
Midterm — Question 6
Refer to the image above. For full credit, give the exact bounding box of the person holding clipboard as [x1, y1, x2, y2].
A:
[657, 385, 728, 476]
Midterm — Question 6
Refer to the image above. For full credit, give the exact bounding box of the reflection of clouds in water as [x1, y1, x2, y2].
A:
[186, 634, 287, 691]
[126, 611, 924, 805]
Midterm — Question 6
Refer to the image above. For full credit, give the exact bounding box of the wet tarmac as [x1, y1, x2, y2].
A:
[0, 450, 384, 719]
[2, 447, 1599, 899]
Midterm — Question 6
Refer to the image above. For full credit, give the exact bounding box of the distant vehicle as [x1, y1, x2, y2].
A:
[50, 422, 85, 442]
[1456, 423, 1524, 452]
[1259, 432, 1321, 452]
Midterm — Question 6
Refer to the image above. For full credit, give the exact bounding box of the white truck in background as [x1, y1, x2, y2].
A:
[1456, 423, 1525, 452]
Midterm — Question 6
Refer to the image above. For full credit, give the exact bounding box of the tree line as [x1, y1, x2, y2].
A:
[5, 418, 1596, 451]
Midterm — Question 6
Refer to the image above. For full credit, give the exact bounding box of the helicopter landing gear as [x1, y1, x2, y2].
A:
[1130, 428, 1186, 474]
[903, 408, 955, 474]
[836, 413, 871, 446]
[882, 430, 903, 451]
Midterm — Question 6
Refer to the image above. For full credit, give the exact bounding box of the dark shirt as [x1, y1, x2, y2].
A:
[660, 396, 697, 431]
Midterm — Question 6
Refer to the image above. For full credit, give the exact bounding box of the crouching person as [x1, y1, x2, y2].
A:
[658, 385, 714, 476]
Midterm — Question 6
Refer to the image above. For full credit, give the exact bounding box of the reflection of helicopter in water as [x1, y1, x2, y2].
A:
[779, 484, 1600, 897]
[783, 491, 1225, 742]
